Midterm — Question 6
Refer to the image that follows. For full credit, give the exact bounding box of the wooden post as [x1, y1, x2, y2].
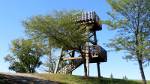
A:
[85, 26, 90, 77]
[70, 50, 75, 74]
[86, 56, 89, 76]
[93, 31, 97, 45]
[97, 62, 101, 77]
[48, 39, 52, 73]
[54, 48, 63, 74]
[93, 30, 101, 77]
[83, 60, 88, 77]
[83, 45, 89, 77]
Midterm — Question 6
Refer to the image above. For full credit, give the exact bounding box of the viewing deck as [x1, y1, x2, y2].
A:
[76, 11, 102, 31]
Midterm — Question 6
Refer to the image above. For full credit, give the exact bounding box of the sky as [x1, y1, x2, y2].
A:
[0, 0, 149, 80]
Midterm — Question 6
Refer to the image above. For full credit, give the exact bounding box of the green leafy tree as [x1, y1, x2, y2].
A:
[123, 75, 128, 80]
[23, 10, 85, 49]
[23, 10, 88, 75]
[110, 73, 113, 79]
[42, 48, 57, 73]
[4, 39, 45, 73]
[105, 0, 150, 84]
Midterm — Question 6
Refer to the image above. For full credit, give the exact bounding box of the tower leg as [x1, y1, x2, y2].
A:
[54, 48, 63, 74]
[83, 59, 87, 77]
[54, 58, 60, 73]
[70, 50, 75, 74]
[86, 56, 89, 76]
[97, 62, 101, 77]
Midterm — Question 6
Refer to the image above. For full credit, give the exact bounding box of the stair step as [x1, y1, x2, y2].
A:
[57, 59, 83, 74]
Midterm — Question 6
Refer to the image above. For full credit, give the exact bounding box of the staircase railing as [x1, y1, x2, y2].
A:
[57, 59, 83, 74]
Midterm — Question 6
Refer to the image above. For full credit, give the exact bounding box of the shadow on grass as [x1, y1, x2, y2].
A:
[0, 73, 60, 84]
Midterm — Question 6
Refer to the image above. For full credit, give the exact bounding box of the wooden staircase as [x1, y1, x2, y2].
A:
[57, 59, 83, 74]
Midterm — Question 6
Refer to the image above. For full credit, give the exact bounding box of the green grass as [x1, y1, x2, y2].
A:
[0, 73, 149, 84]
[33, 73, 150, 84]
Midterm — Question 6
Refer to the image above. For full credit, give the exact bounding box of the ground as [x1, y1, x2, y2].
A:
[0, 73, 59, 84]
[0, 73, 149, 84]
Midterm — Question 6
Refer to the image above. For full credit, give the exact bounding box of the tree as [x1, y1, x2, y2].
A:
[42, 48, 57, 73]
[4, 39, 45, 73]
[23, 10, 88, 76]
[110, 73, 113, 79]
[123, 75, 128, 80]
[23, 10, 85, 49]
[105, 0, 150, 84]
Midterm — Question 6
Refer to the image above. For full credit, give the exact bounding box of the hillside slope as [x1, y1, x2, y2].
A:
[0, 73, 149, 84]
[0, 73, 59, 84]
[34, 74, 146, 84]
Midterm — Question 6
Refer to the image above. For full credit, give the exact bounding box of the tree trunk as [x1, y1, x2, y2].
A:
[48, 51, 51, 73]
[137, 59, 147, 84]
[83, 60, 88, 77]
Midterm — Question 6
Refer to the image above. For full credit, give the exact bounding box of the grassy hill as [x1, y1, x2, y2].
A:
[0, 73, 149, 84]
[33, 74, 149, 84]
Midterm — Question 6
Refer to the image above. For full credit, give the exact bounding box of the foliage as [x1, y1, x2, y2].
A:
[42, 49, 57, 73]
[123, 75, 128, 80]
[110, 73, 113, 79]
[4, 39, 45, 73]
[23, 10, 87, 74]
[105, 0, 150, 83]
[23, 10, 86, 50]
[106, 0, 150, 60]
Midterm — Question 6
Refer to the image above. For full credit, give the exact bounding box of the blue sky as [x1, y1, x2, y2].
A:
[0, 0, 149, 80]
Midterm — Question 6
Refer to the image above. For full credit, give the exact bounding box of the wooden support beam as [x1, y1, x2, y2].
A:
[97, 62, 101, 77]
[54, 48, 63, 74]
[92, 55, 99, 58]
[86, 56, 89, 76]
[63, 57, 82, 60]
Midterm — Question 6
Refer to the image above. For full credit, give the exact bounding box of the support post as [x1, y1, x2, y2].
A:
[84, 26, 90, 77]
[70, 50, 75, 74]
[83, 47, 89, 77]
[54, 56, 61, 73]
[86, 56, 89, 76]
[83, 58, 88, 77]
[97, 62, 101, 77]
[54, 48, 63, 74]
[85, 38, 90, 77]
[93, 31, 97, 45]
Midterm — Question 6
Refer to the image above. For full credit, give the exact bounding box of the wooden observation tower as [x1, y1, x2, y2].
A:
[54, 11, 107, 77]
